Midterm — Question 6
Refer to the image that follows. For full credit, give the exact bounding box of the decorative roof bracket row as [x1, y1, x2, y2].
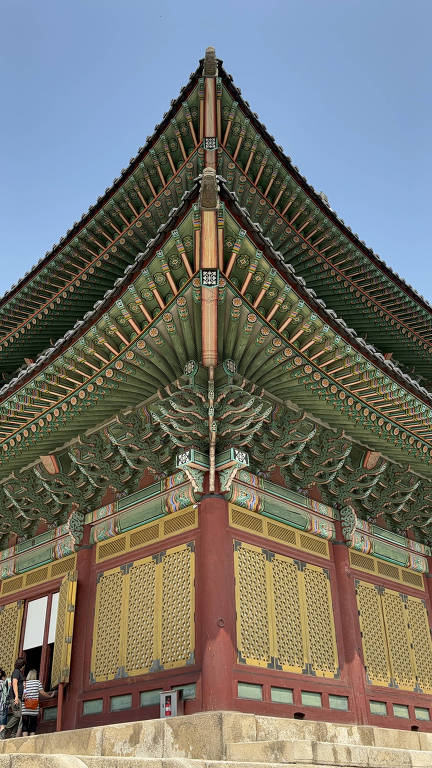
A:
[0, 85, 206, 371]
[214, 187, 432, 467]
[217, 66, 432, 361]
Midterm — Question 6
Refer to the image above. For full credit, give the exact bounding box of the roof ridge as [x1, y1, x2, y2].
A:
[218, 63, 432, 318]
[0, 63, 201, 311]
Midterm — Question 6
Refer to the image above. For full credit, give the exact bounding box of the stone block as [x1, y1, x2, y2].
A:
[101, 719, 165, 758]
[7, 756, 86, 768]
[371, 726, 422, 751]
[163, 711, 224, 759]
[226, 738, 314, 763]
[77, 758, 163, 768]
[220, 712, 257, 754]
[418, 731, 432, 751]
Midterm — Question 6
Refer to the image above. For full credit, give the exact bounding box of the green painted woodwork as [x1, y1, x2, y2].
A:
[370, 701, 387, 716]
[1, 56, 432, 555]
[140, 690, 162, 707]
[219, 77, 432, 382]
[0, 185, 432, 545]
[271, 687, 294, 705]
[329, 695, 349, 711]
[301, 691, 322, 708]
[0, 87, 201, 375]
[83, 699, 103, 716]
[415, 707, 430, 720]
[238, 682, 263, 701]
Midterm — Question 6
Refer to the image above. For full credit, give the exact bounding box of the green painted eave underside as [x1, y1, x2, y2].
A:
[0, 87, 201, 376]
[218, 80, 432, 381]
[0, 198, 432, 484]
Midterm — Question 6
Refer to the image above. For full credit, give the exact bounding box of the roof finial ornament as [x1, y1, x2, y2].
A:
[203, 46, 217, 77]
[200, 167, 218, 210]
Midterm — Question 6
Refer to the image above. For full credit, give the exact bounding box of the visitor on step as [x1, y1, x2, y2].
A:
[0, 670, 9, 739]
[21, 669, 54, 737]
[3, 657, 25, 739]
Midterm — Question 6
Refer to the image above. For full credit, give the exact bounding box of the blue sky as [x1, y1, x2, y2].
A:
[1, 0, 431, 300]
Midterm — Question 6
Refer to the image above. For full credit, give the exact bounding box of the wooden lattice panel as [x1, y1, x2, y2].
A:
[381, 589, 415, 690]
[0, 555, 77, 597]
[234, 542, 272, 667]
[234, 541, 339, 677]
[303, 563, 339, 678]
[349, 550, 424, 590]
[271, 554, 304, 673]
[0, 600, 23, 676]
[160, 544, 195, 669]
[229, 505, 329, 558]
[125, 557, 157, 676]
[95, 506, 198, 563]
[356, 581, 391, 686]
[91, 542, 195, 682]
[407, 596, 432, 694]
[51, 570, 77, 687]
[356, 580, 432, 692]
[91, 568, 126, 682]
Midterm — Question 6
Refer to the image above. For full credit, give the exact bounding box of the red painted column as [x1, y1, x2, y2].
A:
[332, 530, 369, 725]
[196, 494, 236, 710]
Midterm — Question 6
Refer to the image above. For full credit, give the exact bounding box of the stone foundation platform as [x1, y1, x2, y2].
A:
[0, 711, 431, 767]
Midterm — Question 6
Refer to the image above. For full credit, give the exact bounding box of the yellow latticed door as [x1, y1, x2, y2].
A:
[124, 555, 157, 676]
[90, 565, 128, 682]
[271, 553, 305, 674]
[406, 596, 432, 694]
[234, 541, 272, 667]
[302, 562, 339, 678]
[159, 543, 195, 670]
[51, 570, 78, 687]
[356, 580, 391, 686]
[0, 600, 23, 676]
[234, 541, 339, 676]
[90, 543, 195, 682]
[381, 588, 416, 690]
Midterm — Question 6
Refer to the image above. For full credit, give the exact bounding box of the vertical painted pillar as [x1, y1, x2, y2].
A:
[332, 529, 369, 725]
[200, 169, 219, 370]
[196, 494, 236, 710]
[202, 47, 218, 170]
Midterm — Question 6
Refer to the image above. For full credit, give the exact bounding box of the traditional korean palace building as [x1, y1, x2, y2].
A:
[1, 47, 432, 735]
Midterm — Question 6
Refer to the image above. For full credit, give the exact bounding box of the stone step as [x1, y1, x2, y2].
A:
[253, 715, 432, 752]
[2, 752, 432, 768]
[0, 758, 340, 768]
[1, 713, 432, 765]
[226, 738, 432, 767]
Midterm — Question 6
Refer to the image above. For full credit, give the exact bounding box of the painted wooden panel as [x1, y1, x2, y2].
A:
[160, 544, 195, 669]
[356, 580, 432, 692]
[234, 540, 339, 677]
[234, 542, 271, 667]
[0, 600, 23, 676]
[381, 589, 415, 691]
[407, 596, 432, 694]
[90, 542, 195, 682]
[51, 570, 77, 687]
[356, 581, 391, 687]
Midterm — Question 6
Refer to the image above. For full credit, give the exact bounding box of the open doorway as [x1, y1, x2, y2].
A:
[21, 592, 58, 689]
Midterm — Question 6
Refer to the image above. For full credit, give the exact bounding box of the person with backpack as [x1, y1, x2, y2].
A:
[0, 669, 9, 738]
[21, 669, 54, 737]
